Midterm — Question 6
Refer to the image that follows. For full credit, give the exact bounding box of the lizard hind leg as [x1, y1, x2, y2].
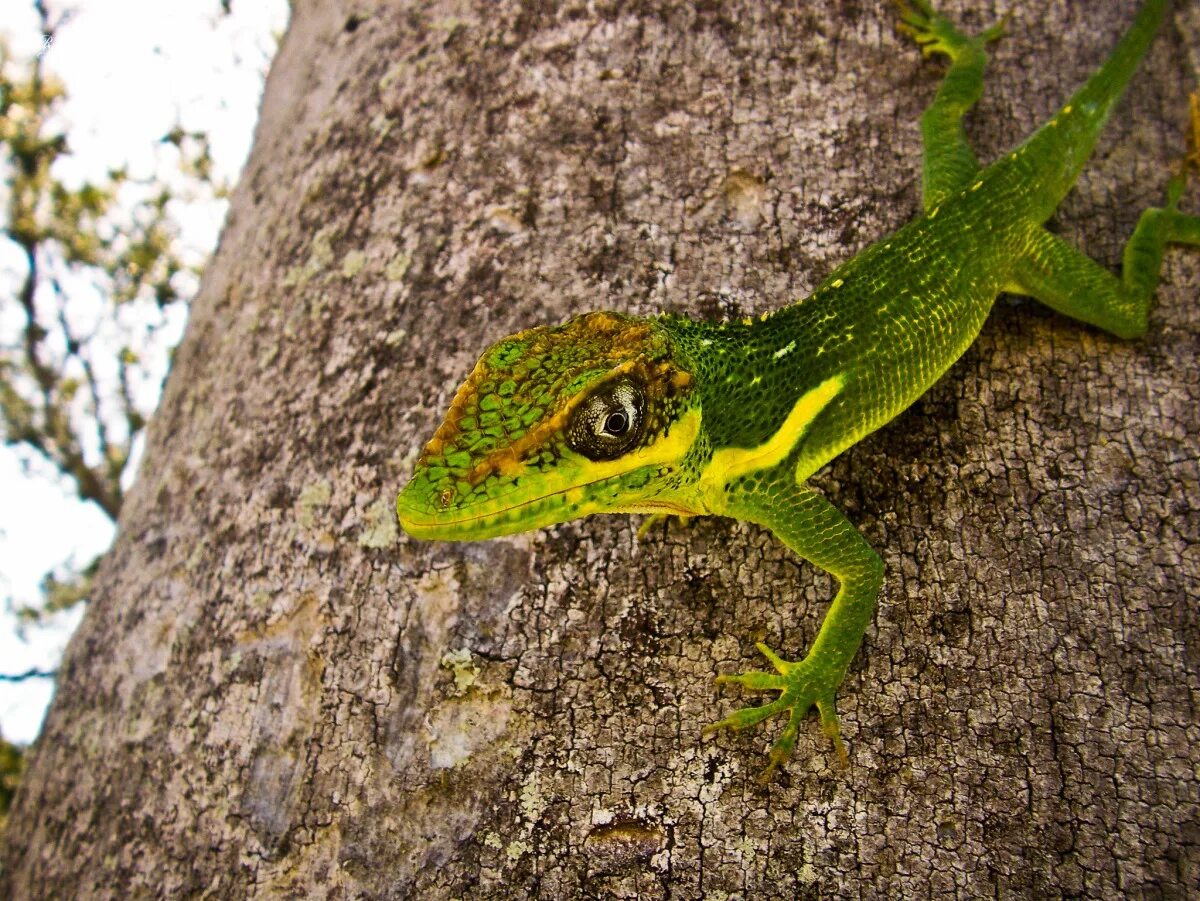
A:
[896, 0, 1008, 211]
[1009, 94, 1200, 340]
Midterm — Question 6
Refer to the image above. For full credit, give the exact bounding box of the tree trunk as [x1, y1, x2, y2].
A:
[4, 1, 1198, 897]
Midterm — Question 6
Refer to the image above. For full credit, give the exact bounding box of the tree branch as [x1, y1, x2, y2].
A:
[0, 668, 56, 683]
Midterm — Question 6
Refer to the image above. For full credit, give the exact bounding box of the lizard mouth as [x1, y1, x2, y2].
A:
[395, 482, 577, 539]
[397, 409, 703, 540]
[396, 471, 695, 541]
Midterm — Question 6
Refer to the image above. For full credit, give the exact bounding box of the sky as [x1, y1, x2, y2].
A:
[0, 0, 289, 744]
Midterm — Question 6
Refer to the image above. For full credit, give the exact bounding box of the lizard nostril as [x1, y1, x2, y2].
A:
[438, 488, 454, 508]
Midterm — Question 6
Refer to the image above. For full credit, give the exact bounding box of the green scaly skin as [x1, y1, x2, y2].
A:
[397, 0, 1200, 778]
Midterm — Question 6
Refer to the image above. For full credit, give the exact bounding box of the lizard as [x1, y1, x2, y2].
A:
[396, 0, 1200, 777]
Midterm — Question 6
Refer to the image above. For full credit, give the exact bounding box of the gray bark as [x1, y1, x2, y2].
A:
[4, 1, 1199, 897]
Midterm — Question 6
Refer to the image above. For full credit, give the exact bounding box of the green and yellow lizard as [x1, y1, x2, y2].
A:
[397, 0, 1200, 776]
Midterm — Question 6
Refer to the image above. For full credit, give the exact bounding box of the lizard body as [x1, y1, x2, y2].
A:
[397, 0, 1200, 776]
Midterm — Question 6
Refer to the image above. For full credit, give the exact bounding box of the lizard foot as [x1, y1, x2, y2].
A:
[704, 641, 849, 780]
[1165, 93, 1200, 211]
[635, 513, 692, 541]
[895, 0, 1006, 61]
[1178, 89, 1200, 184]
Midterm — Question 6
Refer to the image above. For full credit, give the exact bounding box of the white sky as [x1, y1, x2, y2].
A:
[0, 0, 289, 744]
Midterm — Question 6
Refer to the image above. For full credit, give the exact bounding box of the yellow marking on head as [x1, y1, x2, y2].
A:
[563, 409, 703, 510]
[402, 409, 703, 535]
[464, 357, 637, 486]
[462, 354, 694, 489]
[421, 312, 659, 469]
[588, 409, 699, 478]
[700, 375, 843, 502]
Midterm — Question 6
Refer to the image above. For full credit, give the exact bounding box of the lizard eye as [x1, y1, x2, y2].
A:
[568, 379, 645, 460]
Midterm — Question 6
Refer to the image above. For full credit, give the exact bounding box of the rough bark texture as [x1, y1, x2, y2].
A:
[3, 1, 1199, 897]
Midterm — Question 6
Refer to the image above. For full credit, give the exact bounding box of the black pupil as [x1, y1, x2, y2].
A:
[604, 410, 628, 435]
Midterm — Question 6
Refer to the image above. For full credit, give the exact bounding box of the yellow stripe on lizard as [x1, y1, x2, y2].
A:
[699, 375, 843, 507]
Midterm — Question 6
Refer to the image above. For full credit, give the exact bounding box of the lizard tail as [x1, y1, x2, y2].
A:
[1014, 0, 1169, 222]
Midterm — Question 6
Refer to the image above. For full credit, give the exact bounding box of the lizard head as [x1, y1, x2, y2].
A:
[396, 311, 702, 540]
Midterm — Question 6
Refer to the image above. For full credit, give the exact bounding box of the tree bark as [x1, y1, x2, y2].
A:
[4, 1, 1199, 897]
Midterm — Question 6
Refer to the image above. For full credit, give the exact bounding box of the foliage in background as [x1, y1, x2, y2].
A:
[1, 3, 224, 639]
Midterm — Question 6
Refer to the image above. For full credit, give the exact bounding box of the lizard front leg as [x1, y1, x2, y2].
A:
[705, 469, 883, 778]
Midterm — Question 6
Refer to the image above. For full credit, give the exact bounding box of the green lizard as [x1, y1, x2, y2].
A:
[396, 0, 1200, 776]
